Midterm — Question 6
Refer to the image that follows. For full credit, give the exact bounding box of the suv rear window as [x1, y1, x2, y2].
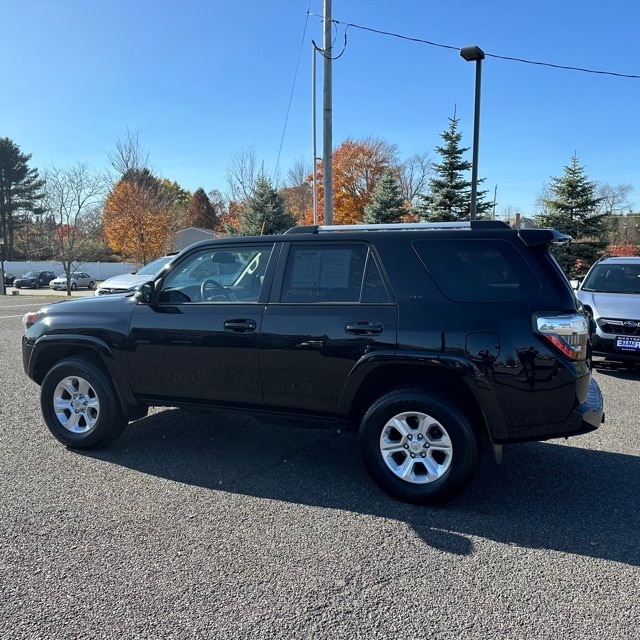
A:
[413, 239, 540, 302]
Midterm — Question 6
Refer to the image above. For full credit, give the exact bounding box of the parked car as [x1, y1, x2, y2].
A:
[94, 255, 175, 296]
[13, 270, 56, 289]
[49, 272, 96, 291]
[3, 272, 14, 286]
[575, 255, 640, 364]
[22, 221, 604, 505]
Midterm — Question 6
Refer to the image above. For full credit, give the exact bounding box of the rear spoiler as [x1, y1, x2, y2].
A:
[518, 228, 571, 247]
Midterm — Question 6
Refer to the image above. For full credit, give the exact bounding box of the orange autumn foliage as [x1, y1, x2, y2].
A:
[309, 137, 398, 225]
[103, 181, 173, 264]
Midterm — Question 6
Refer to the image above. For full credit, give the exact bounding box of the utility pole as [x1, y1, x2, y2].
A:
[492, 184, 497, 220]
[312, 44, 318, 225]
[322, 0, 333, 225]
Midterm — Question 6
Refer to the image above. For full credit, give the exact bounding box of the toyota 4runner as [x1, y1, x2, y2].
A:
[22, 221, 604, 504]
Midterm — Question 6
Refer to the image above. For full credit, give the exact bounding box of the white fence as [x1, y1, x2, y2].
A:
[2, 261, 139, 281]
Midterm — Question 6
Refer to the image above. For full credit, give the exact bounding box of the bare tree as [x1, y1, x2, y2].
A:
[225, 146, 260, 203]
[106, 126, 150, 178]
[535, 183, 551, 216]
[43, 163, 107, 294]
[283, 156, 313, 222]
[398, 152, 432, 206]
[597, 182, 633, 215]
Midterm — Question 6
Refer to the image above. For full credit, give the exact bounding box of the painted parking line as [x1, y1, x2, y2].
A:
[0, 315, 25, 319]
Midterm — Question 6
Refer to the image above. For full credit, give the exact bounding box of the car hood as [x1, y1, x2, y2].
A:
[577, 290, 640, 319]
[50, 277, 70, 284]
[97, 273, 150, 290]
[24, 294, 138, 342]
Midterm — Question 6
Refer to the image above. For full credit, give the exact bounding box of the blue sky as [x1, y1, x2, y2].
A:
[2, 0, 639, 215]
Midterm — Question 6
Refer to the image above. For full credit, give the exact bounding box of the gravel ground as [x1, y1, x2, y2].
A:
[1, 294, 639, 639]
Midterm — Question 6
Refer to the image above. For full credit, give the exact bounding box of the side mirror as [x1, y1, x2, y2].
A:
[135, 281, 155, 303]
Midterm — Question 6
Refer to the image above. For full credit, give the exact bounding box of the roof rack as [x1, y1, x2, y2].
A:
[285, 220, 511, 234]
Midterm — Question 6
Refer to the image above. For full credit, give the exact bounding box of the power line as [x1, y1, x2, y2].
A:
[275, 2, 313, 180]
[319, 17, 640, 80]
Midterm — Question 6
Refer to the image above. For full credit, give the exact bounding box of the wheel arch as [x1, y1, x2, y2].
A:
[30, 335, 146, 421]
[343, 360, 508, 442]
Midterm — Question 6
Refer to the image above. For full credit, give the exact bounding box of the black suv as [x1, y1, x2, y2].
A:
[22, 221, 604, 504]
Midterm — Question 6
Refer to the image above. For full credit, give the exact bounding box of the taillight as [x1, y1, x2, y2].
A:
[535, 313, 589, 360]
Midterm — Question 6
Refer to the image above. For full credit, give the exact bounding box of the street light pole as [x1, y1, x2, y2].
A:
[460, 45, 485, 221]
[0, 238, 5, 295]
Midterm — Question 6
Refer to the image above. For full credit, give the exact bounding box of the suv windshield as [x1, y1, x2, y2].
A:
[136, 256, 173, 276]
[582, 264, 640, 293]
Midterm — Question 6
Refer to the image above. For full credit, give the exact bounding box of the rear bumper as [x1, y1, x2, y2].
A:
[495, 377, 604, 444]
[572, 376, 604, 434]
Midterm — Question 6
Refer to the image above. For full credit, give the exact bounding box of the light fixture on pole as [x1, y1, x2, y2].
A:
[460, 45, 485, 221]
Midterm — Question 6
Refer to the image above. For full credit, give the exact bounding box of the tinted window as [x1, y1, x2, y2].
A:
[281, 244, 389, 303]
[413, 239, 540, 302]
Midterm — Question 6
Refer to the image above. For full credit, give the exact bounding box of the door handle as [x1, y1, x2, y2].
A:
[224, 319, 257, 333]
[297, 340, 324, 348]
[345, 321, 384, 335]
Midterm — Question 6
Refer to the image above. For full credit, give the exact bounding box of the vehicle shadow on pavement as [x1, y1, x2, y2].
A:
[82, 408, 640, 566]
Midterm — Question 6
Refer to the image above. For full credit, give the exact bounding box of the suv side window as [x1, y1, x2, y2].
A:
[158, 244, 273, 303]
[414, 239, 540, 302]
[281, 244, 390, 303]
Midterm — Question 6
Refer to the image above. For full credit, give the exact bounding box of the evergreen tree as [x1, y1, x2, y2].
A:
[534, 154, 607, 276]
[238, 175, 296, 236]
[363, 169, 407, 224]
[417, 115, 492, 221]
[0, 138, 45, 259]
[185, 188, 216, 229]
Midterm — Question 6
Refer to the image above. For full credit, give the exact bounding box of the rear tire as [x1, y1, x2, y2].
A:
[359, 388, 479, 505]
[71, 282, 77, 291]
[41, 357, 128, 449]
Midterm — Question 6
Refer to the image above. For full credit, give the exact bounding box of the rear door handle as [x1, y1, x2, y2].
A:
[345, 321, 384, 335]
[224, 319, 257, 333]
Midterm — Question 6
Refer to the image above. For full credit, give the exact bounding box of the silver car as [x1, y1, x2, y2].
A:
[95, 255, 175, 296]
[49, 272, 95, 291]
[576, 256, 640, 364]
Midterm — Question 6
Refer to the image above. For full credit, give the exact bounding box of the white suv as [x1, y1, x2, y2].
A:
[95, 255, 175, 296]
[576, 256, 640, 364]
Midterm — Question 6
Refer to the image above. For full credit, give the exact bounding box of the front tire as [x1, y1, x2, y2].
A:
[359, 389, 479, 505]
[41, 357, 128, 449]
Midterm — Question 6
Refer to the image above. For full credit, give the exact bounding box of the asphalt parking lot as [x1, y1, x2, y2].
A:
[1, 293, 639, 639]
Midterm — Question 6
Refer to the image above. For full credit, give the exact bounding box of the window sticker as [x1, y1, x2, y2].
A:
[290, 249, 353, 289]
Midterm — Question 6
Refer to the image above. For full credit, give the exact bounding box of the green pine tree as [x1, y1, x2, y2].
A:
[534, 154, 607, 276]
[0, 138, 45, 259]
[238, 175, 297, 236]
[417, 114, 492, 221]
[363, 169, 407, 224]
